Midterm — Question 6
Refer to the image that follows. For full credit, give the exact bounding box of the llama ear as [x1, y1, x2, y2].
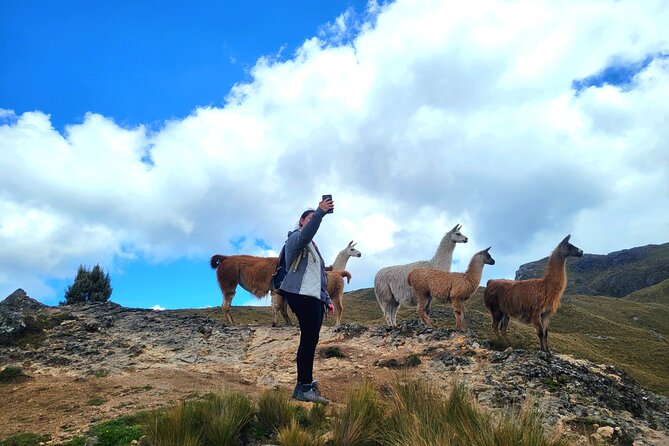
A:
[484, 246, 492, 252]
[348, 240, 353, 247]
[562, 234, 571, 244]
[351, 242, 357, 247]
[451, 223, 460, 232]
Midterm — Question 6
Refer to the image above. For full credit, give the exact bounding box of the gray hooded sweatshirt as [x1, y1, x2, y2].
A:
[278, 207, 332, 306]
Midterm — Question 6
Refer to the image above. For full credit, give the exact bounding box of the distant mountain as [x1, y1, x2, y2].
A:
[515, 242, 669, 297]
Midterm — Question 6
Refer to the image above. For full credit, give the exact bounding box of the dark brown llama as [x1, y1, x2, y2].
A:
[483, 235, 583, 354]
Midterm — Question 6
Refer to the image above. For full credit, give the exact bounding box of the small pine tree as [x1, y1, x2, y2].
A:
[62, 264, 113, 305]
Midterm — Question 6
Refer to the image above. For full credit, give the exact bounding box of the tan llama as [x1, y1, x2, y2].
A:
[408, 247, 495, 330]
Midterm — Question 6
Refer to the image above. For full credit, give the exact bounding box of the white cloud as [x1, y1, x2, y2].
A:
[1, 0, 668, 302]
[151, 305, 165, 311]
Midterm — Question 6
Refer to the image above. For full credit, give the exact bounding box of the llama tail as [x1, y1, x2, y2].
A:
[407, 271, 414, 287]
[210, 255, 227, 269]
[339, 271, 352, 284]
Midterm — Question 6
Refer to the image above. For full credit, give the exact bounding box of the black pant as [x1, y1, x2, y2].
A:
[285, 292, 324, 384]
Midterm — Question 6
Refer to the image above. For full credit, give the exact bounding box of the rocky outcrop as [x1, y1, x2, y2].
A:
[0, 289, 47, 346]
[1, 301, 668, 445]
[515, 243, 669, 297]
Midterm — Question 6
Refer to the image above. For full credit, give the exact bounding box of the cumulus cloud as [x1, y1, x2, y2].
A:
[1, 0, 668, 302]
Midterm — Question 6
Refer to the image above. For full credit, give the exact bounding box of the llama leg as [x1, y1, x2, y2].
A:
[532, 315, 548, 353]
[222, 290, 236, 325]
[280, 296, 292, 326]
[453, 299, 466, 331]
[271, 291, 292, 327]
[500, 314, 510, 340]
[390, 300, 400, 327]
[374, 278, 395, 327]
[337, 298, 344, 325]
[416, 293, 433, 326]
[541, 314, 551, 354]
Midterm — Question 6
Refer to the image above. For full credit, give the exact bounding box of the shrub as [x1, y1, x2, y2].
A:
[62, 264, 112, 305]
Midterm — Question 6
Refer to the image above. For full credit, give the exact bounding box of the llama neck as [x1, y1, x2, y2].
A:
[430, 237, 455, 269]
[542, 248, 567, 296]
[464, 256, 485, 288]
[331, 250, 350, 271]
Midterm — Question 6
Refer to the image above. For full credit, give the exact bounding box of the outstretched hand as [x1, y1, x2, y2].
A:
[318, 197, 334, 214]
[327, 303, 334, 315]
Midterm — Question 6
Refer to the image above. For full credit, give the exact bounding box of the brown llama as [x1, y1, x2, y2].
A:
[483, 235, 583, 354]
[408, 247, 495, 330]
[210, 250, 355, 326]
[210, 254, 286, 326]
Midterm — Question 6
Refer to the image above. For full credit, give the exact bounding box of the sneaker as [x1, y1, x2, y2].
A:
[292, 382, 302, 398]
[295, 380, 329, 404]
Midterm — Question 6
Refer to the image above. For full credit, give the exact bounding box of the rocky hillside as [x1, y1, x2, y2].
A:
[1, 289, 668, 445]
[515, 243, 669, 297]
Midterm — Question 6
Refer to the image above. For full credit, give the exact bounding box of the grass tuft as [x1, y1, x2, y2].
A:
[277, 418, 324, 446]
[0, 366, 27, 383]
[380, 378, 567, 446]
[321, 346, 346, 358]
[144, 390, 254, 446]
[255, 388, 301, 437]
[330, 380, 383, 446]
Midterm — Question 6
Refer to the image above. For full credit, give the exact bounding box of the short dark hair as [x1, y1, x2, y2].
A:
[300, 209, 315, 220]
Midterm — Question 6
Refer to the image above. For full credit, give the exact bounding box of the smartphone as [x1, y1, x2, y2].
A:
[322, 194, 334, 213]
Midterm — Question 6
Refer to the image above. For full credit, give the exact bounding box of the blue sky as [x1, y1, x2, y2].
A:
[1, 0, 668, 310]
[1, 0, 368, 308]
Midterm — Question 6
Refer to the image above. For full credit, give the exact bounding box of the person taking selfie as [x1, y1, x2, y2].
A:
[278, 196, 335, 404]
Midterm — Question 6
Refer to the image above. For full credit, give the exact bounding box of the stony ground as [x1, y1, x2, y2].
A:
[1, 300, 669, 445]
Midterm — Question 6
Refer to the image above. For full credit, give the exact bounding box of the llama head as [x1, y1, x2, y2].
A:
[478, 246, 495, 265]
[345, 240, 362, 258]
[448, 224, 468, 244]
[558, 235, 584, 258]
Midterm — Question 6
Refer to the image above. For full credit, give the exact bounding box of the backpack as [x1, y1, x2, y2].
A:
[272, 245, 287, 289]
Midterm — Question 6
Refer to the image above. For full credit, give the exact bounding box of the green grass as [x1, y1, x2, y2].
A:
[144, 391, 254, 446]
[59, 415, 146, 446]
[87, 396, 107, 406]
[107, 381, 565, 446]
[255, 388, 299, 437]
[330, 380, 383, 446]
[381, 379, 568, 446]
[277, 418, 324, 446]
[0, 433, 51, 446]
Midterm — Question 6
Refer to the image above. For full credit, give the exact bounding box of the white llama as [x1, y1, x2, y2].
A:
[329, 240, 362, 271]
[374, 224, 468, 327]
